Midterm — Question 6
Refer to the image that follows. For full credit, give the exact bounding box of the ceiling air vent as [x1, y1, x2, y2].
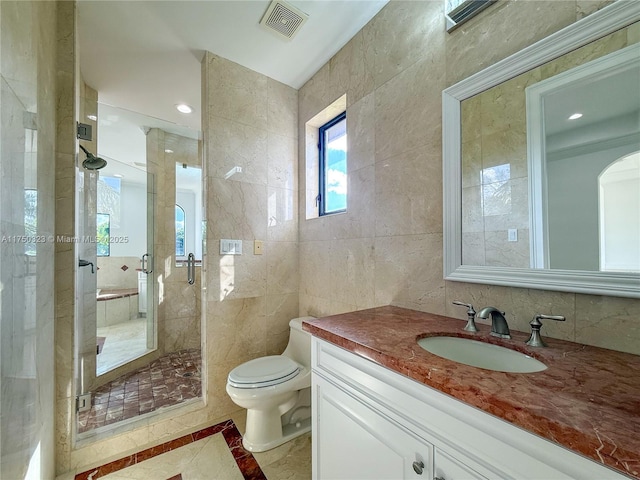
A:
[445, 0, 496, 32]
[260, 0, 309, 41]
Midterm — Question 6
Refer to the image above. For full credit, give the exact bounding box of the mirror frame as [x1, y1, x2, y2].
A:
[442, 1, 640, 299]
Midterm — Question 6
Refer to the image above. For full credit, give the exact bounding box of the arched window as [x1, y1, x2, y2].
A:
[175, 204, 185, 257]
[599, 151, 640, 272]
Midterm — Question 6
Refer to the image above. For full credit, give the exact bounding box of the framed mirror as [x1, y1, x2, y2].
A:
[443, 1, 640, 298]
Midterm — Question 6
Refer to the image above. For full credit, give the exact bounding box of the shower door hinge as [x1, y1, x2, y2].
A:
[77, 122, 93, 141]
[76, 393, 92, 413]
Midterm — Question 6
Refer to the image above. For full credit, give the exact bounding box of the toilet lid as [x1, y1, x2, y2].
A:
[228, 355, 300, 388]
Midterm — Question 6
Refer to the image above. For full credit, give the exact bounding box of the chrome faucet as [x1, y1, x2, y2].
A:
[477, 307, 511, 339]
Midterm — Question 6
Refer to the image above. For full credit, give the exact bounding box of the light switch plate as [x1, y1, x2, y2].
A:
[220, 239, 242, 255]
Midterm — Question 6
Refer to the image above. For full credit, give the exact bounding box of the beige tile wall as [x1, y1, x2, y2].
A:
[202, 51, 299, 414]
[298, 0, 640, 355]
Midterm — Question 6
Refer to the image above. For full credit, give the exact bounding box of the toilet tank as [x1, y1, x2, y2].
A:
[282, 316, 315, 368]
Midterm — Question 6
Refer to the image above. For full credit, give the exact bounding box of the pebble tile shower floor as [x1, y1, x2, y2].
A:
[78, 348, 202, 433]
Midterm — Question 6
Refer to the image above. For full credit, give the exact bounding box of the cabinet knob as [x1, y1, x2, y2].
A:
[412, 460, 425, 475]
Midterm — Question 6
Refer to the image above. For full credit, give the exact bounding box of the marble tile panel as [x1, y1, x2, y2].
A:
[298, 293, 358, 319]
[481, 128, 528, 180]
[365, 0, 445, 89]
[299, 241, 332, 299]
[460, 94, 481, 144]
[461, 232, 486, 266]
[266, 241, 298, 295]
[204, 54, 267, 130]
[298, 62, 332, 126]
[267, 187, 298, 243]
[539, 28, 630, 81]
[346, 92, 375, 173]
[206, 177, 267, 241]
[483, 230, 530, 269]
[206, 116, 268, 186]
[267, 131, 297, 190]
[374, 233, 445, 315]
[374, 56, 444, 162]
[217, 249, 266, 301]
[329, 29, 374, 108]
[205, 297, 266, 366]
[575, 294, 640, 355]
[267, 78, 298, 139]
[266, 293, 299, 355]
[330, 238, 376, 309]
[478, 69, 539, 139]
[482, 177, 530, 232]
[445, 1, 576, 86]
[331, 165, 376, 240]
[461, 185, 483, 233]
[375, 147, 442, 237]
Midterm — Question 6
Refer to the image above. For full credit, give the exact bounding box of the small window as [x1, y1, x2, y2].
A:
[175, 204, 185, 257]
[96, 213, 110, 256]
[318, 112, 347, 216]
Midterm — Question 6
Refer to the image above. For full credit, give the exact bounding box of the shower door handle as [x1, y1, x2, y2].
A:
[141, 253, 153, 274]
[187, 253, 195, 285]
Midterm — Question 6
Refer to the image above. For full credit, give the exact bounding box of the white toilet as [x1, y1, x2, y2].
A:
[226, 316, 315, 452]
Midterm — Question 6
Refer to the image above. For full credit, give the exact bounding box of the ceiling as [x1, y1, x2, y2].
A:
[78, 0, 389, 134]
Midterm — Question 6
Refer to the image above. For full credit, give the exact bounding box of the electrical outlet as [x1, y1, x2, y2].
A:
[254, 240, 264, 255]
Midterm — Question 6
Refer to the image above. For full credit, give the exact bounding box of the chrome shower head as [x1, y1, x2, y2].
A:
[79, 144, 107, 170]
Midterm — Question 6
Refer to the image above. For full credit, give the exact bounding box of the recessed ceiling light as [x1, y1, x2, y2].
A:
[113, 174, 124, 178]
[165, 149, 174, 153]
[87, 114, 97, 121]
[568, 113, 583, 120]
[175, 103, 193, 114]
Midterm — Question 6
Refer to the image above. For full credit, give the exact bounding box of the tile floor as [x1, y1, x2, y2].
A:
[72, 416, 312, 480]
[78, 348, 202, 433]
[97, 318, 150, 375]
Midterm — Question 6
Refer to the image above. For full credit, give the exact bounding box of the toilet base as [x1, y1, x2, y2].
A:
[242, 416, 311, 452]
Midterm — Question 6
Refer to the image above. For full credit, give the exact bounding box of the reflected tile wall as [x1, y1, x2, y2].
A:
[1, 1, 58, 479]
[298, 0, 639, 355]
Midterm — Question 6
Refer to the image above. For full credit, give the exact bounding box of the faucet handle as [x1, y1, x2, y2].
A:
[452, 301, 478, 332]
[525, 313, 566, 347]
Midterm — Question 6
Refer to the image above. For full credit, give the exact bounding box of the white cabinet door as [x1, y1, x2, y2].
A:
[435, 449, 488, 480]
[315, 376, 432, 480]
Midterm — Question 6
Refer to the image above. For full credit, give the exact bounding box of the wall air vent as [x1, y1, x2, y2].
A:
[445, 0, 496, 32]
[260, 0, 309, 41]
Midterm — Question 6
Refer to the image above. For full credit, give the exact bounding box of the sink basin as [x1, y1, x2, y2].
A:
[417, 336, 547, 373]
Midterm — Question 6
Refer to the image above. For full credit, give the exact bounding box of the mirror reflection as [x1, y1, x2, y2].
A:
[460, 23, 640, 273]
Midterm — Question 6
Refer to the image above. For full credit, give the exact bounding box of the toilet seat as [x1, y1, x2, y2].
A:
[228, 355, 300, 388]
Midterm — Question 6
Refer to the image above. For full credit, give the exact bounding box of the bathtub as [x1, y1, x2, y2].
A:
[96, 288, 140, 327]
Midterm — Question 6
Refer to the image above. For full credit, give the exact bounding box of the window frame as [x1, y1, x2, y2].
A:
[318, 111, 347, 216]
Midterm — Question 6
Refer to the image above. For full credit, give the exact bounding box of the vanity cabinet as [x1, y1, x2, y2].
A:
[311, 337, 627, 480]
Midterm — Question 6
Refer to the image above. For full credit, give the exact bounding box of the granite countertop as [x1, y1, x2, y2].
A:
[303, 305, 640, 479]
